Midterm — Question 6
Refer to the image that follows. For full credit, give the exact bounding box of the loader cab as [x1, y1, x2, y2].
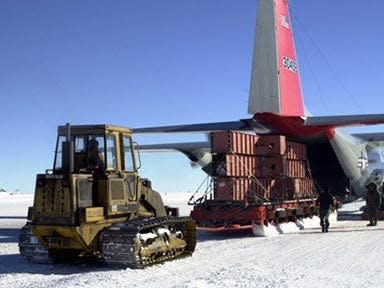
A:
[39, 124, 142, 221]
[53, 125, 139, 174]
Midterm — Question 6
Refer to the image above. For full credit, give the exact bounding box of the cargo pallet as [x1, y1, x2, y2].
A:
[190, 131, 319, 233]
[191, 198, 318, 232]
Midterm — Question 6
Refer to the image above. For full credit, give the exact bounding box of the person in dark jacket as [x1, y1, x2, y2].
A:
[316, 187, 334, 232]
[366, 182, 382, 226]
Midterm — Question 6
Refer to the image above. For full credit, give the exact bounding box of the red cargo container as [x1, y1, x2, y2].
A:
[268, 177, 316, 201]
[246, 177, 316, 202]
[213, 154, 257, 177]
[293, 178, 316, 199]
[255, 156, 307, 178]
[250, 178, 273, 200]
[286, 141, 307, 160]
[214, 178, 235, 200]
[214, 177, 255, 201]
[214, 176, 316, 202]
[255, 135, 287, 156]
[255, 135, 307, 160]
[211, 131, 258, 155]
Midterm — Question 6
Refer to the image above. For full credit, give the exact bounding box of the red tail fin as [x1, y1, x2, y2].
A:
[248, 0, 304, 117]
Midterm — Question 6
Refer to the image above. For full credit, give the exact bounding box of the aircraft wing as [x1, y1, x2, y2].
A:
[350, 133, 384, 142]
[133, 113, 384, 136]
[137, 141, 211, 152]
[304, 114, 384, 127]
[137, 141, 213, 172]
[133, 120, 249, 133]
[133, 119, 272, 134]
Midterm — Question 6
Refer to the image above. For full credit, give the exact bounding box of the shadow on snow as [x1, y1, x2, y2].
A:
[0, 228, 21, 243]
[0, 254, 115, 275]
[197, 229, 254, 243]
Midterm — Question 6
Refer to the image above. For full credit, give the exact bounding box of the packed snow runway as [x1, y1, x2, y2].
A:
[0, 194, 383, 288]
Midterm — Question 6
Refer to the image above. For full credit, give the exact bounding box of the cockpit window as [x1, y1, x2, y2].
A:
[106, 134, 117, 170]
[74, 137, 86, 153]
[123, 136, 135, 172]
[53, 134, 115, 172]
[54, 136, 66, 171]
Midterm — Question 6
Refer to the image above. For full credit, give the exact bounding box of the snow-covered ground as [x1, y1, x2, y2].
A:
[0, 194, 383, 288]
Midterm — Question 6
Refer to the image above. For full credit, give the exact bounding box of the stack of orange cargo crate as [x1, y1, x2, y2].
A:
[211, 131, 258, 201]
[211, 131, 317, 202]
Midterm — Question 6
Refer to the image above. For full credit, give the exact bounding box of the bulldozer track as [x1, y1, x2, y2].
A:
[18, 217, 196, 269]
[18, 223, 52, 264]
[101, 216, 196, 269]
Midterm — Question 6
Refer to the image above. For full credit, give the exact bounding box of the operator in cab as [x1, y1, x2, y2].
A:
[87, 138, 105, 172]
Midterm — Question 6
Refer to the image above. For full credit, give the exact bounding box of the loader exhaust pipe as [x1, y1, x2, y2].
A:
[62, 123, 74, 173]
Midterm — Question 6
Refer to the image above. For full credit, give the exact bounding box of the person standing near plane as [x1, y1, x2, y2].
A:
[316, 187, 334, 232]
[365, 182, 382, 226]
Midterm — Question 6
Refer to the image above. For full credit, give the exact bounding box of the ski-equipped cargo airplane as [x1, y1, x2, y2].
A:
[133, 0, 384, 198]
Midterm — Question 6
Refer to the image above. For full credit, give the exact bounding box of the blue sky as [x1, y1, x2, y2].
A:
[1, 0, 384, 194]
